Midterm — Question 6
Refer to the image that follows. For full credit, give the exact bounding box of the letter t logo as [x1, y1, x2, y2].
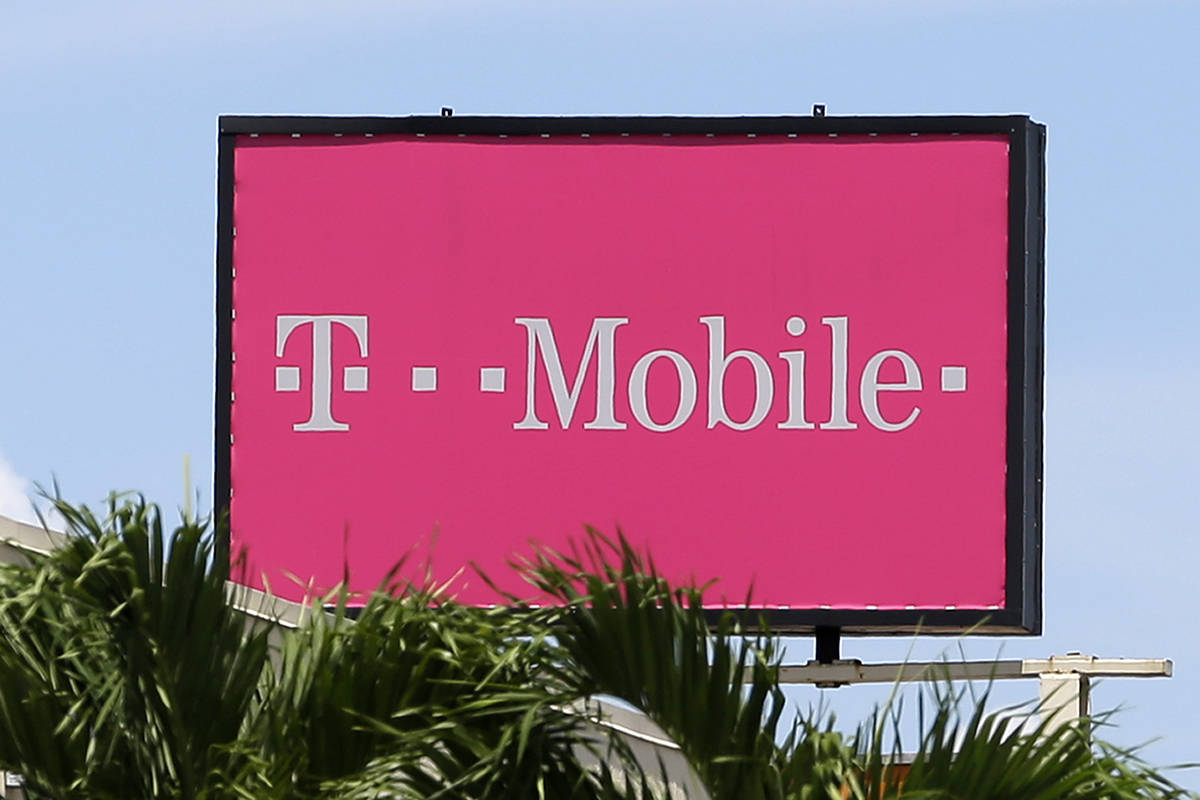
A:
[275, 315, 369, 431]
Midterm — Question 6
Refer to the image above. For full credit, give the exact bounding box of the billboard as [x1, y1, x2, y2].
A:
[216, 114, 1045, 634]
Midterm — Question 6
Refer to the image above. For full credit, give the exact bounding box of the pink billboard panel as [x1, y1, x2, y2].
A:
[217, 115, 1045, 633]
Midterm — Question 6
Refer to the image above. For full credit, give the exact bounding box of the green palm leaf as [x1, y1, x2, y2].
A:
[0, 500, 1192, 800]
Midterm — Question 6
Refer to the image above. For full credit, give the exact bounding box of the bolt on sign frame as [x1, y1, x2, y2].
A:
[215, 114, 1045, 635]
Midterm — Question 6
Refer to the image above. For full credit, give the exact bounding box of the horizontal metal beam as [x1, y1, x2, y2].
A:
[1023, 655, 1173, 678]
[774, 655, 1172, 687]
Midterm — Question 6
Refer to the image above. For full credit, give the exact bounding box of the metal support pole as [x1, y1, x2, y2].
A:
[1039, 672, 1090, 734]
[814, 626, 840, 664]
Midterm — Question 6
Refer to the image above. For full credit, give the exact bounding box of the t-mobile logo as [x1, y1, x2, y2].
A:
[274, 315, 368, 431]
[270, 312, 971, 435]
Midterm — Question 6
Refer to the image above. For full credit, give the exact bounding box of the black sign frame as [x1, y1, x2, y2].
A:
[215, 113, 1045, 635]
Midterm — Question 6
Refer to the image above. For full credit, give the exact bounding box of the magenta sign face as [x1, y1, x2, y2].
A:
[217, 115, 1044, 633]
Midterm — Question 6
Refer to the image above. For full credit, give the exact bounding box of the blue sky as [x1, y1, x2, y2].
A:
[2, 0, 1198, 780]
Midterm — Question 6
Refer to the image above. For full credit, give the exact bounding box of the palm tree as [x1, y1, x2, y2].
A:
[513, 535, 1196, 800]
[0, 498, 269, 799]
[0, 496, 1191, 799]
